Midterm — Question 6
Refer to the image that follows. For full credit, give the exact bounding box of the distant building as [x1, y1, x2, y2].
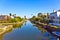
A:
[0, 15, 10, 21]
[49, 10, 60, 26]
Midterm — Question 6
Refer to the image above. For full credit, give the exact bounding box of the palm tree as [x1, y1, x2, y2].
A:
[47, 12, 49, 18]
[13, 14, 16, 22]
[9, 13, 12, 17]
[12, 14, 16, 18]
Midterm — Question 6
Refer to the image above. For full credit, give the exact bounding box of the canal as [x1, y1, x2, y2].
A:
[0, 20, 57, 40]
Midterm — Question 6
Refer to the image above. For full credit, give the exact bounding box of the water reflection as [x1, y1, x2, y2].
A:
[0, 29, 13, 40]
[32, 22, 57, 40]
[0, 22, 24, 40]
[0, 21, 57, 40]
[13, 23, 23, 28]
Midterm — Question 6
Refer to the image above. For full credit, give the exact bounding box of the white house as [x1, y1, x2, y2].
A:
[49, 10, 60, 26]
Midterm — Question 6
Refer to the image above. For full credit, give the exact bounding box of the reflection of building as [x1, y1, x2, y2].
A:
[49, 10, 60, 26]
[0, 15, 10, 20]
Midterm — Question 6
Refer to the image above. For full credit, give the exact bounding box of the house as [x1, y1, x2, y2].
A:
[0, 15, 10, 21]
[49, 10, 60, 26]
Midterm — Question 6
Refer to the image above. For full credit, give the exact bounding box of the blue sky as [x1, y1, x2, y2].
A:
[0, 0, 60, 18]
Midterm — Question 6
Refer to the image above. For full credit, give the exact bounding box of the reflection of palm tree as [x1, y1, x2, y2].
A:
[24, 21, 26, 25]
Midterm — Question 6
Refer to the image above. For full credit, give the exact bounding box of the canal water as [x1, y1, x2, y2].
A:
[0, 20, 57, 40]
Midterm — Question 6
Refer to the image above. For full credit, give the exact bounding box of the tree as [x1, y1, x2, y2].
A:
[8, 16, 23, 23]
[47, 12, 49, 18]
[13, 14, 16, 18]
[15, 16, 23, 22]
[29, 16, 36, 21]
[8, 18, 15, 23]
[37, 13, 42, 17]
[9, 13, 12, 17]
